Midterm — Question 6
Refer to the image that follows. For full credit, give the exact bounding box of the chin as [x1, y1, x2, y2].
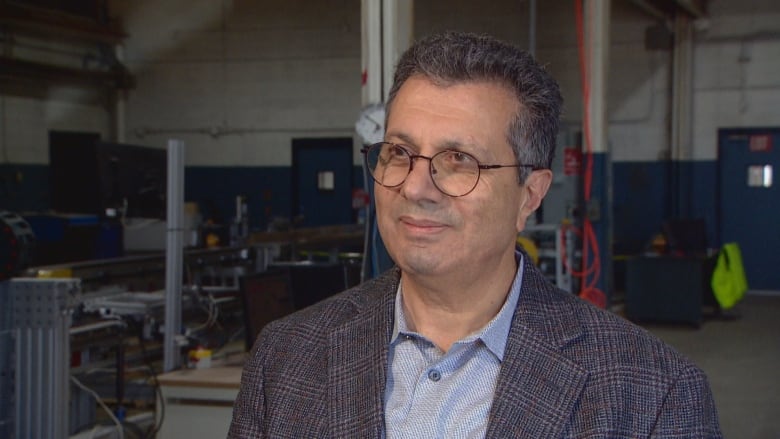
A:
[395, 252, 449, 277]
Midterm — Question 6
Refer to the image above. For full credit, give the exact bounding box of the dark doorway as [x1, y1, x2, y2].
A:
[292, 138, 354, 227]
[718, 128, 780, 291]
[49, 131, 101, 214]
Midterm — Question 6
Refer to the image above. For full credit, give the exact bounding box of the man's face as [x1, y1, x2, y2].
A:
[376, 75, 551, 279]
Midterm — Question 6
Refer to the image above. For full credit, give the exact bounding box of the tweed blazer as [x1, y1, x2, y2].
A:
[228, 255, 722, 438]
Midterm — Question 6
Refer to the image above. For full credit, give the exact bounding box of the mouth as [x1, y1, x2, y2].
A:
[398, 215, 449, 233]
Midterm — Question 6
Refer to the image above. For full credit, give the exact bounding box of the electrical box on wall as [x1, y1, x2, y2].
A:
[541, 126, 582, 226]
[49, 133, 167, 219]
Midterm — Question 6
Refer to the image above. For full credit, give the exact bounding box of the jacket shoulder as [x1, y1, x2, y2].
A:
[518, 261, 696, 375]
[263, 266, 398, 339]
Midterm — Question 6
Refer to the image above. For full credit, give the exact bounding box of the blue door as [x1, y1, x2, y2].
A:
[718, 128, 780, 291]
[292, 138, 354, 227]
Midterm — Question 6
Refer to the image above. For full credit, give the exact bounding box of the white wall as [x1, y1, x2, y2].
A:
[604, 1, 673, 162]
[413, 0, 670, 162]
[0, 94, 110, 164]
[604, 0, 780, 162]
[692, 0, 780, 160]
[1, 0, 779, 167]
[114, 0, 362, 166]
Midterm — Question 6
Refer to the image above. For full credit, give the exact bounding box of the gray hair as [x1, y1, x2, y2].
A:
[386, 31, 563, 183]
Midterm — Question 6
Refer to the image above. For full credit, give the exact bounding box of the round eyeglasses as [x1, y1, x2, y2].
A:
[361, 142, 539, 197]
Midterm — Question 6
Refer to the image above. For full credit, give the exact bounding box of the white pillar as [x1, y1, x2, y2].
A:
[361, 0, 413, 105]
[583, 0, 612, 300]
[361, 0, 383, 105]
[585, 0, 610, 154]
[381, 0, 414, 101]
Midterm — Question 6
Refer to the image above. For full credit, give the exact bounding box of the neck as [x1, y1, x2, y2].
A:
[400, 250, 518, 352]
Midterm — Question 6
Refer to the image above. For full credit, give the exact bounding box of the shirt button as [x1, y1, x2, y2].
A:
[428, 369, 441, 382]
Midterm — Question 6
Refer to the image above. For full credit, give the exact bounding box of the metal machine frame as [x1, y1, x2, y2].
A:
[1, 278, 81, 439]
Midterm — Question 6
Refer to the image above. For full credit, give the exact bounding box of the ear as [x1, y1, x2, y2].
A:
[516, 169, 553, 232]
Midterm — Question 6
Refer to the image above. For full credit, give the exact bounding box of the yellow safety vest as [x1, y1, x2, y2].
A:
[711, 242, 749, 310]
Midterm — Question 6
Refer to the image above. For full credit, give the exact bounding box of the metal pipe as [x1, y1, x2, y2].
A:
[114, 44, 126, 143]
[627, 0, 668, 21]
[529, 0, 537, 57]
[675, 0, 706, 18]
[134, 125, 354, 139]
[69, 319, 125, 335]
[670, 14, 694, 216]
[163, 139, 185, 372]
[116, 336, 125, 415]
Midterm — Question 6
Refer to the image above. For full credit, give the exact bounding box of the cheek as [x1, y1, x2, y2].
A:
[479, 178, 523, 212]
[474, 192, 524, 235]
[374, 188, 397, 233]
[461, 197, 501, 231]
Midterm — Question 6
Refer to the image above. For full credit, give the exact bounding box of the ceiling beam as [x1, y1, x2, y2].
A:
[0, 3, 126, 46]
[627, 0, 707, 20]
[0, 56, 134, 90]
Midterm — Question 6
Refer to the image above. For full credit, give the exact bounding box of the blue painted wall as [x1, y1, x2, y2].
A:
[612, 160, 717, 255]
[0, 164, 366, 232]
[688, 161, 718, 248]
[184, 166, 292, 230]
[0, 164, 50, 212]
[612, 161, 671, 254]
[588, 153, 611, 297]
[1, 161, 718, 252]
[185, 165, 366, 230]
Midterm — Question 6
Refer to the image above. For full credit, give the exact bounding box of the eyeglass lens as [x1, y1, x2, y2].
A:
[365, 142, 481, 197]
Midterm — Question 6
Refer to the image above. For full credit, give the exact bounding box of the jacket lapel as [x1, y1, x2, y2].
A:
[486, 258, 589, 438]
[323, 262, 588, 437]
[328, 268, 399, 438]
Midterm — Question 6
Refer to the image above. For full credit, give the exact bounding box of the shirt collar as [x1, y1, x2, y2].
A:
[390, 251, 524, 361]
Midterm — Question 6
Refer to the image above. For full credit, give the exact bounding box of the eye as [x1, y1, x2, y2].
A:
[380, 143, 410, 166]
[441, 150, 477, 166]
[451, 151, 473, 163]
[388, 144, 408, 157]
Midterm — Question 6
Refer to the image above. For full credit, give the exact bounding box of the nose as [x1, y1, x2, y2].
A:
[400, 155, 442, 201]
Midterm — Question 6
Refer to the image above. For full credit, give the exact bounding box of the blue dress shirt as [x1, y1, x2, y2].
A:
[384, 254, 524, 438]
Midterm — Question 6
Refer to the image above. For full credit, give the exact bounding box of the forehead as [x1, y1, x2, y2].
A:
[386, 76, 518, 155]
[389, 75, 518, 117]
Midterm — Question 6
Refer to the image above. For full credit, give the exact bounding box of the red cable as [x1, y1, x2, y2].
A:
[573, 0, 606, 308]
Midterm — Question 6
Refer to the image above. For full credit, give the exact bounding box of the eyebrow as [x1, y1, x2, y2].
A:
[384, 131, 417, 148]
[385, 131, 490, 157]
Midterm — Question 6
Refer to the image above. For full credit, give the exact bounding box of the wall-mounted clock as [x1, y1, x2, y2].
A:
[355, 102, 386, 145]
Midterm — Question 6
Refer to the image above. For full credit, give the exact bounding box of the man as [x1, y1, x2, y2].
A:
[229, 31, 722, 438]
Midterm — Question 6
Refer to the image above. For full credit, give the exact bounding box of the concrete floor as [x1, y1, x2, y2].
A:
[642, 293, 780, 439]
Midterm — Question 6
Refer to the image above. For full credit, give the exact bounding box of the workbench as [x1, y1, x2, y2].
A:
[156, 366, 243, 438]
[625, 255, 718, 326]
